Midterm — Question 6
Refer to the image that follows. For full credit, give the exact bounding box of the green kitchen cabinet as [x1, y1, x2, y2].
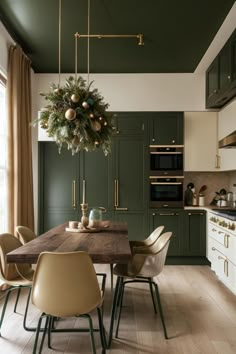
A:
[38, 142, 80, 233]
[206, 28, 236, 108]
[206, 57, 219, 108]
[111, 112, 149, 240]
[150, 209, 184, 256]
[149, 112, 184, 145]
[38, 143, 111, 233]
[183, 210, 206, 256]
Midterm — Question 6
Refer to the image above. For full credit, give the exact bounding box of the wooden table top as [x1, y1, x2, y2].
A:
[7, 222, 132, 264]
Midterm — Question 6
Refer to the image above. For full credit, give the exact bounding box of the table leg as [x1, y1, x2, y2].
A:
[110, 263, 113, 293]
[107, 276, 122, 348]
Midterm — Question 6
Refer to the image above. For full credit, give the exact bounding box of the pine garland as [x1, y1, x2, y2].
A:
[37, 76, 114, 155]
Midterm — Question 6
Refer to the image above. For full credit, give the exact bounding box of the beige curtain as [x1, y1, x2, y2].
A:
[7, 45, 34, 234]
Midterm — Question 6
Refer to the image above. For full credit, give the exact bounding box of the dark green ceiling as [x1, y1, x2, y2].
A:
[0, 0, 235, 74]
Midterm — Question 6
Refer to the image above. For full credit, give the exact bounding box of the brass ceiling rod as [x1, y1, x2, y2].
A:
[74, 32, 144, 46]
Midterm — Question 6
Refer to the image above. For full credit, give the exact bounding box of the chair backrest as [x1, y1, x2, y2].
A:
[139, 231, 172, 278]
[32, 251, 103, 317]
[144, 225, 164, 247]
[0, 233, 32, 282]
[16, 226, 36, 244]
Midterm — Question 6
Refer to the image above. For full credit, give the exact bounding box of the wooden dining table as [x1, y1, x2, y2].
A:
[6, 221, 132, 348]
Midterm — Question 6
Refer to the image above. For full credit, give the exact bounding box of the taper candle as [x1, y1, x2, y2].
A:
[82, 180, 86, 204]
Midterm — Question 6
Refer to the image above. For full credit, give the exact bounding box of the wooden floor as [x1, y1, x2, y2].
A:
[0, 265, 236, 354]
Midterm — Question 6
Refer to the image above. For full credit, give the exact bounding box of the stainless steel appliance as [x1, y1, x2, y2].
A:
[150, 145, 184, 176]
[150, 177, 184, 208]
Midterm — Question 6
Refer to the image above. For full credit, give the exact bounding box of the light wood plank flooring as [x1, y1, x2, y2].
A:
[0, 265, 236, 354]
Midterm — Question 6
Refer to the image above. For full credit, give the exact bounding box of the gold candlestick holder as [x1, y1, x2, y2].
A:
[80, 203, 89, 228]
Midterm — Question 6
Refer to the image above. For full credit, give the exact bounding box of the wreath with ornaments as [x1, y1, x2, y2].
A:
[38, 76, 114, 155]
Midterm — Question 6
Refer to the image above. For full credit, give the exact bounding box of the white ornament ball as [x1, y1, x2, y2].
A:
[82, 101, 89, 109]
[99, 116, 103, 121]
[104, 121, 107, 126]
[65, 108, 76, 121]
[93, 121, 101, 131]
[71, 94, 80, 103]
[89, 113, 94, 119]
[54, 88, 62, 94]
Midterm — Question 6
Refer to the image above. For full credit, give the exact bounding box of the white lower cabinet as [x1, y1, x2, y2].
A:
[207, 211, 236, 295]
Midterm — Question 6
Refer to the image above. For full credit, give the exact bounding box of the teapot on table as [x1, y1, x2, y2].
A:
[88, 207, 106, 228]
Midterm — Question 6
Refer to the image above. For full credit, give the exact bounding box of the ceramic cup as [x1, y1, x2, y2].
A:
[69, 221, 78, 229]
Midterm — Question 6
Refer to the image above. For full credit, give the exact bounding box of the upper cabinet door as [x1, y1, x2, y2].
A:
[230, 31, 236, 88]
[184, 112, 220, 171]
[149, 112, 184, 145]
[206, 57, 219, 107]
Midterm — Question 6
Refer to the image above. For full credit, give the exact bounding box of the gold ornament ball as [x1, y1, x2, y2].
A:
[65, 108, 76, 121]
[93, 121, 101, 131]
[54, 87, 62, 94]
[82, 101, 89, 109]
[71, 94, 80, 103]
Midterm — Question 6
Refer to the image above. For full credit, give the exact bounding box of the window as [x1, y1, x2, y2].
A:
[0, 72, 7, 233]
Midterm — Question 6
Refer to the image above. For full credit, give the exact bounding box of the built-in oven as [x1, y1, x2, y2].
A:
[150, 145, 184, 176]
[150, 176, 184, 208]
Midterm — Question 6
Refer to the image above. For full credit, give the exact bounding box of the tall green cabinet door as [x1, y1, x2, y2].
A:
[183, 210, 206, 256]
[149, 112, 184, 145]
[39, 143, 80, 233]
[111, 112, 149, 240]
[80, 149, 112, 220]
[150, 210, 183, 256]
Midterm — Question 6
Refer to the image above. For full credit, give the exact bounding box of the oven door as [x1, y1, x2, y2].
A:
[150, 178, 184, 208]
[150, 149, 183, 176]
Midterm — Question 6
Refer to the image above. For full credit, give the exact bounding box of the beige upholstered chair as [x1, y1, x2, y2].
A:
[0, 233, 34, 336]
[31, 251, 107, 354]
[113, 231, 172, 339]
[15, 225, 37, 244]
[129, 225, 164, 253]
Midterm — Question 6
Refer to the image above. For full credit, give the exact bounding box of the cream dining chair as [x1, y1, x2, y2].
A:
[0, 233, 34, 336]
[15, 225, 37, 244]
[113, 231, 172, 339]
[31, 251, 107, 354]
[129, 225, 164, 253]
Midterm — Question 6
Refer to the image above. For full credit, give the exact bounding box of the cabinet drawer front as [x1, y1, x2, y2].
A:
[209, 240, 236, 294]
[208, 222, 236, 264]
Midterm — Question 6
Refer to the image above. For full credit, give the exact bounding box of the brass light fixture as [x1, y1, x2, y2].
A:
[37, 0, 144, 156]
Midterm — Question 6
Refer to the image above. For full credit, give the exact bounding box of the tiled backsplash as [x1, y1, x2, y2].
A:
[184, 171, 236, 206]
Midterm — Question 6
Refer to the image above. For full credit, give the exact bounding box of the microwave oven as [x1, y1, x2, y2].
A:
[150, 145, 184, 176]
[150, 177, 184, 208]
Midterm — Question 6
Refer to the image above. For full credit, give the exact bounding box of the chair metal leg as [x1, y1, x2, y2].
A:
[115, 280, 125, 338]
[153, 282, 168, 339]
[86, 314, 96, 354]
[38, 315, 49, 354]
[33, 314, 44, 354]
[23, 287, 32, 331]
[13, 286, 22, 313]
[0, 286, 24, 336]
[97, 307, 107, 352]
[47, 316, 54, 349]
[148, 277, 157, 314]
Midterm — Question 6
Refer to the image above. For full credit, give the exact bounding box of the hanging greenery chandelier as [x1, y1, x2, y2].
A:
[39, 76, 113, 155]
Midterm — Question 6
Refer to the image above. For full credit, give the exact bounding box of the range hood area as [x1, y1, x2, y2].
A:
[219, 130, 236, 148]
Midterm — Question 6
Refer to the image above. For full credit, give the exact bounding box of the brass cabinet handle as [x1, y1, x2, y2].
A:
[218, 231, 224, 234]
[114, 179, 128, 211]
[114, 179, 118, 207]
[218, 256, 229, 277]
[188, 212, 204, 216]
[72, 180, 76, 210]
[215, 154, 220, 169]
[211, 247, 216, 251]
[212, 228, 217, 232]
[224, 234, 230, 248]
[159, 213, 175, 216]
